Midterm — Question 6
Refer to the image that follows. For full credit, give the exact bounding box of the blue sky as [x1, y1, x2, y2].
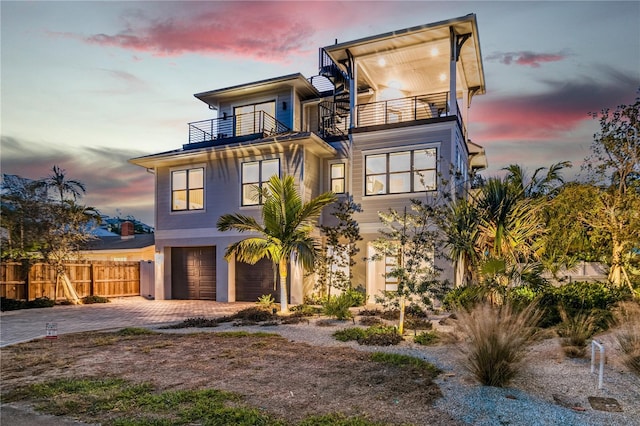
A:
[2, 1, 639, 226]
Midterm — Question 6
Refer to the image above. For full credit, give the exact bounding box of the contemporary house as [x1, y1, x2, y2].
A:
[130, 14, 487, 304]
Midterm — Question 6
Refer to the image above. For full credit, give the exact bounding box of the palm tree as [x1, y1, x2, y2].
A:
[44, 165, 86, 203]
[443, 197, 480, 287]
[217, 175, 335, 312]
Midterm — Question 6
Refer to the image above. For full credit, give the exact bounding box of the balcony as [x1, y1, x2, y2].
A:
[186, 111, 290, 148]
[354, 91, 465, 137]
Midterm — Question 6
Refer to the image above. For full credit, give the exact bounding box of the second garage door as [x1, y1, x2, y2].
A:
[235, 258, 290, 303]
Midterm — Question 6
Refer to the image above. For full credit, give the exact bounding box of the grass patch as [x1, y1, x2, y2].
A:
[370, 352, 441, 377]
[298, 413, 386, 425]
[116, 327, 158, 336]
[557, 308, 597, 358]
[3, 377, 281, 425]
[3, 377, 389, 426]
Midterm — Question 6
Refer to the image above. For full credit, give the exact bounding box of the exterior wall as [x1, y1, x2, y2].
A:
[350, 121, 456, 225]
[153, 140, 324, 302]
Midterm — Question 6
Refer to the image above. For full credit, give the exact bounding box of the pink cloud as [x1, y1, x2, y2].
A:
[50, 2, 395, 61]
[487, 51, 568, 68]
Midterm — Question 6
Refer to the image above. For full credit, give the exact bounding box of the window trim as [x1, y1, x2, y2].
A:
[170, 165, 205, 212]
[364, 147, 437, 196]
[241, 158, 281, 206]
[329, 161, 347, 194]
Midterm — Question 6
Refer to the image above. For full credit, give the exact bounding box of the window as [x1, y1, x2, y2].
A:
[330, 163, 346, 194]
[172, 167, 204, 211]
[242, 159, 280, 205]
[365, 148, 436, 195]
[234, 101, 276, 136]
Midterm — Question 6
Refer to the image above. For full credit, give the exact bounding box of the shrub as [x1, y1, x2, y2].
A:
[359, 316, 383, 326]
[344, 286, 366, 307]
[289, 304, 322, 316]
[256, 294, 276, 310]
[0, 297, 25, 311]
[160, 317, 219, 329]
[405, 317, 433, 331]
[333, 325, 403, 346]
[456, 302, 542, 387]
[303, 293, 326, 305]
[443, 285, 487, 311]
[358, 308, 381, 317]
[358, 325, 403, 346]
[557, 308, 596, 358]
[323, 293, 354, 320]
[414, 331, 439, 346]
[333, 327, 368, 342]
[27, 297, 55, 309]
[82, 295, 110, 304]
[233, 306, 278, 322]
[615, 302, 640, 376]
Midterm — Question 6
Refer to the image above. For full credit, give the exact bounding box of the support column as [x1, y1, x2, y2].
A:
[449, 28, 458, 118]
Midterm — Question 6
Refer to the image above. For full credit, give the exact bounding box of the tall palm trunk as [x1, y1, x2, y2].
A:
[279, 258, 289, 313]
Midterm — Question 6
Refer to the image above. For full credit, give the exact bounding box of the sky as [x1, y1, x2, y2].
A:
[1, 1, 639, 226]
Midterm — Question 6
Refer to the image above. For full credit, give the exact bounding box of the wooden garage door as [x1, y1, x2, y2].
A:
[235, 258, 289, 303]
[171, 246, 216, 300]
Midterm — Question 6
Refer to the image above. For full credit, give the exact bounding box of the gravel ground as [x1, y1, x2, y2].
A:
[168, 316, 640, 426]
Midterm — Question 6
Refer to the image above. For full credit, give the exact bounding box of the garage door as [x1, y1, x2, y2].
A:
[171, 246, 216, 300]
[235, 258, 289, 303]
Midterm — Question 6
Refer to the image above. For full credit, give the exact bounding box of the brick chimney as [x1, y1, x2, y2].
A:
[121, 221, 134, 240]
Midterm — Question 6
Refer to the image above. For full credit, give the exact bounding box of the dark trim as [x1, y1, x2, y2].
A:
[350, 115, 456, 134]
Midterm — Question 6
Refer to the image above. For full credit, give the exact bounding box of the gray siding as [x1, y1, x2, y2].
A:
[350, 122, 456, 224]
[156, 146, 308, 232]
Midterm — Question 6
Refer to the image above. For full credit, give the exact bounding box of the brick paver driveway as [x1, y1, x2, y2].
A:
[0, 297, 254, 347]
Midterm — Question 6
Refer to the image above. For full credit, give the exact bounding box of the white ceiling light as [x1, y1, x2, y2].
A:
[378, 57, 386, 67]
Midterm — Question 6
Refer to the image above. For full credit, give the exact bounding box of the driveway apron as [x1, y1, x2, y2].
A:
[0, 297, 254, 347]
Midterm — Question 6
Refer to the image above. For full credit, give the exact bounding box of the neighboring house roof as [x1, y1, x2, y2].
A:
[129, 131, 337, 168]
[85, 234, 155, 251]
[194, 73, 320, 109]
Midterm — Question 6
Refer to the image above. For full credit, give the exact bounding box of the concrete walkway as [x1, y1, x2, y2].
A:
[0, 297, 255, 347]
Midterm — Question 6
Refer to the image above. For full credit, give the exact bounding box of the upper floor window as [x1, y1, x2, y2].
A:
[365, 148, 437, 195]
[330, 163, 346, 194]
[234, 101, 276, 136]
[172, 167, 204, 211]
[242, 158, 280, 206]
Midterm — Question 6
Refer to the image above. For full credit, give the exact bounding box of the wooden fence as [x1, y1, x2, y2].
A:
[0, 261, 140, 300]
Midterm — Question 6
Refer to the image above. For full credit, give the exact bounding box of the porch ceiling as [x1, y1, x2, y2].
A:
[323, 14, 485, 98]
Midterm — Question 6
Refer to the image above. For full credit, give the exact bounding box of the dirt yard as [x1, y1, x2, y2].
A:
[0, 330, 459, 425]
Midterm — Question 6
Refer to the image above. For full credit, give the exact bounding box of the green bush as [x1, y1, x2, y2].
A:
[256, 294, 276, 310]
[414, 331, 439, 346]
[333, 327, 368, 342]
[344, 286, 366, 307]
[161, 317, 220, 329]
[333, 325, 403, 346]
[0, 297, 25, 311]
[557, 308, 597, 358]
[443, 285, 487, 311]
[28, 297, 55, 309]
[82, 295, 110, 304]
[323, 293, 354, 320]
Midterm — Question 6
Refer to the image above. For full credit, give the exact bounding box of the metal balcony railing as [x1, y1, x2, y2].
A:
[187, 111, 290, 145]
[355, 91, 451, 127]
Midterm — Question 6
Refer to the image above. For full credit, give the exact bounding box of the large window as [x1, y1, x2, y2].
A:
[242, 159, 280, 206]
[234, 101, 276, 137]
[365, 148, 437, 195]
[172, 167, 204, 211]
[330, 163, 346, 194]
